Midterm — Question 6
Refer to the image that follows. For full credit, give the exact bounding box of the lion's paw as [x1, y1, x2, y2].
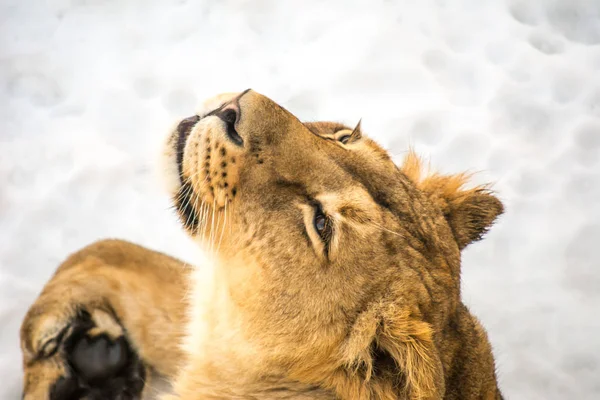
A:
[22, 308, 147, 400]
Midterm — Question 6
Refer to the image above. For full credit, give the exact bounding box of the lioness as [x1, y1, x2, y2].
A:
[20, 90, 504, 399]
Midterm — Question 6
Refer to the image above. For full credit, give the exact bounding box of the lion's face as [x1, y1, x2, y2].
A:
[163, 90, 503, 394]
[165, 90, 417, 309]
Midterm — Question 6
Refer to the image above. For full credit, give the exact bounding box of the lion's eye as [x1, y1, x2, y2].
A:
[315, 214, 326, 233]
[338, 135, 351, 144]
[314, 206, 332, 242]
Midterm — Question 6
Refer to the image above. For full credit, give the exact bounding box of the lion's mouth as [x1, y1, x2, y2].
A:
[173, 115, 202, 232]
[172, 109, 238, 233]
[171, 92, 249, 234]
[175, 115, 201, 183]
[175, 101, 242, 183]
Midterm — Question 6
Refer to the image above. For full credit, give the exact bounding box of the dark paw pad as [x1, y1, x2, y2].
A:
[49, 311, 146, 400]
[50, 376, 86, 400]
[70, 335, 129, 383]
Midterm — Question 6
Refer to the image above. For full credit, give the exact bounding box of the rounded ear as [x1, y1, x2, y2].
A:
[444, 190, 504, 250]
[401, 151, 504, 250]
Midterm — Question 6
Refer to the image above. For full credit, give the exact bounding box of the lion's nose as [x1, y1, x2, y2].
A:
[213, 89, 251, 146]
[214, 107, 241, 146]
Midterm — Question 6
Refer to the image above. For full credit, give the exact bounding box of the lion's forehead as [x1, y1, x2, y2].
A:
[272, 122, 404, 218]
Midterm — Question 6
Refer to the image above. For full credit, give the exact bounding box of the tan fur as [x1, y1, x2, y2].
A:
[20, 91, 504, 400]
[20, 240, 189, 399]
[402, 151, 504, 250]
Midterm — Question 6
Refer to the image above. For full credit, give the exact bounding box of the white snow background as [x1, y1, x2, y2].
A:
[1, 0, 599, 398]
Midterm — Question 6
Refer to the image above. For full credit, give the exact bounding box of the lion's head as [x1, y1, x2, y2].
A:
[163, 90, 503, 399]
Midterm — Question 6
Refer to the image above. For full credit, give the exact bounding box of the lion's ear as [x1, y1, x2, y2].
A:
[444, 190, 503, 250]
[401, 151, 504, 250]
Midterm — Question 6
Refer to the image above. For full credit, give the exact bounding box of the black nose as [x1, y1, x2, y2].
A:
[215, 107, 243, 146]
[217, 108, 238, 126]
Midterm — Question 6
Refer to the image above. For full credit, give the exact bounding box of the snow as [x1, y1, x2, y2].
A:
[1, 0, 599, 398]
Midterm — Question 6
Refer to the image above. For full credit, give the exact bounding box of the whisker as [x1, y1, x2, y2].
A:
[200, 201, 209, 241]
[209, 199, 217, 256]
[196, 201, 205, 237]
[216, 200, 228, 254]
[182, 182, 198, 231]
[192, 185, 202, 235]
[366, 221, 405, 238]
